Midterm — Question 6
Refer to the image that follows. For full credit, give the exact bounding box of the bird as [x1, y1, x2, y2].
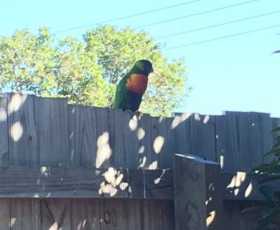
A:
[112, 59, 153, 113]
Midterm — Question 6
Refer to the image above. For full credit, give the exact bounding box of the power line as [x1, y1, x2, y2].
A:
[53, 0, 200, 34]
[137, 0, 261, 29]
[166, 24, 280, 50]
[157, 10, 280, 39]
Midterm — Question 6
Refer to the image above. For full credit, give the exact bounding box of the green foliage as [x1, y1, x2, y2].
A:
[251, 126, 280, 229]
[0, 26, 188, 116]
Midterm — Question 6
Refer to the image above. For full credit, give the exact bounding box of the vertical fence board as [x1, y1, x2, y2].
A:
[163, 118, 176, 168]
[95, 108, 112, 169]
[35, 97, 69, 167]
[68, 105, 97, 168]
[235, 112, 269, 171]
[150, 117, 162, 169]
[260, 114, 273, 163]
[41, 199, 71, 230]
[8, 94, 38, 167]
[248, 113, 263, 168]
[101, 199, 128, 230]
[71, 199, 101, 230]
[125, 200, 142, 230]
[220, 112, 239, 172]
[111, 110, 138, 168]
[172, 113, 191, 155]
[158, 117, 172, 168]
[248, 113, 271, 168]
[110, 110, 123, 168]
[10, 199, 35, 230]
[137, 114, 153, 169]
[215, 114, 238, 172]
[142, 200, 174, 230]
[156, 201, 174, 230]
[150, 117, 171, 169]
[190, 114, 216, 161]
[173, 154, 207, 230]
[215, 115, 227, 171]
[124, 113, 140, 169]
[236, 113, 252, 171]
[0, 95, 9, 167]
[0, 199, 10, 229]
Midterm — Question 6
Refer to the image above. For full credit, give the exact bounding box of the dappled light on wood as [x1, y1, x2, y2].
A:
[244, 182, 253, 198]
[153, 136, 165, 154]
[50, 222, 59, 230]
[138, 145, 145, 154]
[98, 167, 128, 197]
[148, 161, 158, 169]
[8, 93, 27, 115]
[137, 127, 145, 140]
[128, 115, 138, 131]
[77, 219, 87, 229]
[203, 115, 210, 124]
[219, 155, 224, 169]
[206, 211, 216, 227]
[227, 172, 247, 196]
[171, 112, 192, 129]
[96, 132, 112, 168]
[138, 155, 147, 168]
[10, 121, 23, 142]
[154, 169, 167, 184]
[10, 217, 16, 228]
[40, 166, 49, 176]
[0, 107, 7, 122]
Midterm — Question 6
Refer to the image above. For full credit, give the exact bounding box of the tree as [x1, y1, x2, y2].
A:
[247, 126, 280, 229]
[0, 26, 188, 116]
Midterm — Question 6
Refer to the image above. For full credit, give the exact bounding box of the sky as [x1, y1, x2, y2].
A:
[1, 0, 280, 116]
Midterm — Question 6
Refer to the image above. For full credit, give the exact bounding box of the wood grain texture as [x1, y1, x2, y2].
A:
[144, 169, 173, 199]
[7, 94, 38, 167]
[216, 113, 239, 172]
[150, 117, 170, 169]
[260, 114, 273, 164]
[142, 200, 174, 230]
[68, 105, 97, 167]
[173, 154, 207, 230]
[9, 199, 40, 230]
[95, 108, 112, 169]
[137, 114, 153, 169]
[35, 97, 69, 167]
[71, 199, 101, 230]
[0, 199, 10, 229]
[124, 113, 140, 169]
[41, 199, 71, 230]
[172, 113, 191, 155]
[0, 95, 9, 167]
[102, 199, 128, 230]
[190, 114, 216, 161]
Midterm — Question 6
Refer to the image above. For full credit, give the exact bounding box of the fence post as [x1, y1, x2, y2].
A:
[173, 154, 222, 230]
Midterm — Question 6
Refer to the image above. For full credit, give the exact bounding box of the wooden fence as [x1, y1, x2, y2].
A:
[0, 93, 278, 229]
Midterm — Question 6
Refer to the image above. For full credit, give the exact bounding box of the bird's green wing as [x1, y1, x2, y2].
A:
[112, 77, 128, 110]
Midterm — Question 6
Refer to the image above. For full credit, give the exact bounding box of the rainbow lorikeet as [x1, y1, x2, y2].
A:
[113, 59, 153, 112]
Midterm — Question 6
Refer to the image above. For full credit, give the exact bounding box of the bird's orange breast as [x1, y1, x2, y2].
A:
[126, 74, 148, 94]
